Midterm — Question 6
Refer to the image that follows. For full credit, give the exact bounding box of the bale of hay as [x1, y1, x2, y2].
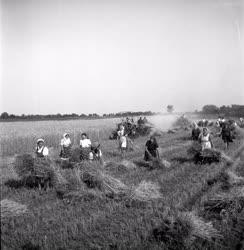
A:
[1, 199, 28, 219]
[130, 181, 161, 201]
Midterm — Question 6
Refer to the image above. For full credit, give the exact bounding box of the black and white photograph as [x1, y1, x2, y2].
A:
[0, 0, 244, 249]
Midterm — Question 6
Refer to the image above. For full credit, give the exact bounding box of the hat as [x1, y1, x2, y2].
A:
[37, 138, 44, 144]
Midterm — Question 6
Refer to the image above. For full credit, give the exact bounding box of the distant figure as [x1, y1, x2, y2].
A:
[198, 127, 213, 150]
[143, 117, 148, 124]
[239, 117, 244, 128]
[191, 122, 201, 141]
[138, 117, 143, 126]
[60, 133, 72, 159]
[220, 122, 233, 149]
[35, 139, 49, 158]
[80, 133, 92, 160]
[144, 136, 159, 161]
[91, 142, 103, 162]
[117, 124, 127, 156]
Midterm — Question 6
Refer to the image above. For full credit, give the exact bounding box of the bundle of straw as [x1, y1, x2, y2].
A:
[181, 212, 222, 241]
[79, 162, 129, 197]
[14, 154, 55, 188]
[187, 142, 202, 156]
[14, 154, 34, 177]
[105, 160, 137, 172]
[226, 170, 244, 186]
[203, 193, 244, 216]
[1, 199, 28, 219]
[130, 181, 161, 201]
[152, 212, 221, 248]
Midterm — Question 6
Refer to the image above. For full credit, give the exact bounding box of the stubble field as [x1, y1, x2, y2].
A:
[1, 115, 243, 250]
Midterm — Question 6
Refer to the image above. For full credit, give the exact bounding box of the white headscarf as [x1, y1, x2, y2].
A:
[61, 133, 71, 147]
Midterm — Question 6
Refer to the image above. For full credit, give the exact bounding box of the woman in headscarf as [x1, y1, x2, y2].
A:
[60, 133, 72, 159]
[144, 136, 159, 161]
[35, 139, 49, 158]
[80, 133, 92, 160]
[191, 122, 201, 141]
[117, 124, 127, 156]
[198, 127, 213, 151]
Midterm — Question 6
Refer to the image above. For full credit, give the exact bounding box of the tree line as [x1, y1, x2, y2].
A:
[0, 111, 156, 121]
[200, 104, 244, 117]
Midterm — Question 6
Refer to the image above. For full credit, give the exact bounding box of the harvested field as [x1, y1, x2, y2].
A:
[1, 116, 243, 249]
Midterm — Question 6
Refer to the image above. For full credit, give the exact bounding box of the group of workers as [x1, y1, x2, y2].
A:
[192, 116, 238, 150]
[35, 116, 240, 164]
[35, 133, 102, 161]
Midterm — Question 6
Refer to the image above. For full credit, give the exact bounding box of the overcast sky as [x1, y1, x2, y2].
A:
[1, 0, 243, 115]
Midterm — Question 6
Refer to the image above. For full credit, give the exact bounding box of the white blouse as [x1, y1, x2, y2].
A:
[80, 138, 91, 148]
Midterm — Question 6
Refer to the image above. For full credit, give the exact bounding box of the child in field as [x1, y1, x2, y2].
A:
[35, 139, 49, 158]
[144, 136, 159, 161]
[80, 133, 92, 160]
[198, 127, 213, 151]
[60, 133, 72, 159]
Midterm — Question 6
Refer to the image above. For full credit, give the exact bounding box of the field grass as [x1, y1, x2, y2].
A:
[1, 115, 244, 249]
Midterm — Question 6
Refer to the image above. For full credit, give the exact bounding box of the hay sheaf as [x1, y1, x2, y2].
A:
[203, 187, 244, 217]
[105, 160, 137, 172]
[151, 212, 221, 248]
[14, 154, 58, 188]
[78, 162, 129, 197]
[131, 181, 161, 201]
[1, 199, 28, 219]
[150, 158, 171, 169]
[181, 212, 222, 241]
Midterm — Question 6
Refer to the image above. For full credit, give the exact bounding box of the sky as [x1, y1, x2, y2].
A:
[0, 0, 243, 115]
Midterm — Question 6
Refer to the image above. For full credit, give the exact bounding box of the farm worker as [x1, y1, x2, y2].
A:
[80, 133, 92, 160]
[191, 122, 201, 141]
[198, 127, 213, 151]
[35, 139, 49, 158]
[60, 133, 72, 159]
[117, 124, 127, 155]
[143, 117, 148, 124]
[137, 117, 143, 126]
[219, 122, 233, 149]
[91, 142, 103, 161]
[144, 136, 159, 161]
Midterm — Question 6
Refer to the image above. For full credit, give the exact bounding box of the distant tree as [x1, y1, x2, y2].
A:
[202, 105, 219, 114]
[167, 105, 174, 113]
[0, 112, 9, 119]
